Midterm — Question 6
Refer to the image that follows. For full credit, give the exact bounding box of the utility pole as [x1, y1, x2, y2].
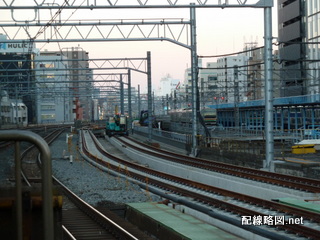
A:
[174, 90, 177, 110]
[152, 91, 155, 115]
[264, 6, 274, 171]
[234, 65, 240, 128]
[120, 74, 124, 115]
[147, 51, 152, 141]
[166, 94, 169, 115]
[138, 85, 141, 117]
[128, 70, 132, 128]
[190, 3, 199, 157]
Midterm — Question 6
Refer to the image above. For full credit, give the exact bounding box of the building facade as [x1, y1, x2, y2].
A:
[217, 55, 249, 103]
[278, 0, 320, 96]
[306, 0, 320, 95]
[198, 62, 218, 108]
[0, 33, 38, 123]
[35, 53, 73, 123]
[159, 74, 180, 97]
[60, 47, 92, 121]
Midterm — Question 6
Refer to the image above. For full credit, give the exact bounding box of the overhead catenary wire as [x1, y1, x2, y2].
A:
[40, 0, 87, 52]
[33, 1, 69, 41]
[198, 46, 264, 58]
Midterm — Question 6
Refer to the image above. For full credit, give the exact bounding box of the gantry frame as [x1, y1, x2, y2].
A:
[0, 6, 275, 237]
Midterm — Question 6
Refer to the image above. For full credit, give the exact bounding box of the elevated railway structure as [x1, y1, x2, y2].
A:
[0, 130, 57, 240]
[210, 94, 320, 140]
[2, 124, 320, 239]
[80, 130, 320, 239]
[0, 127, 149, 240]
[133, 124, 320, 180]
[117, 136, 320, 194]
[55, 176, 148, 240]
[0, 0, 275, 162]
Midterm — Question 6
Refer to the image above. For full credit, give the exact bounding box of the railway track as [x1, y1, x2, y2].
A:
[20, 127, 67, 185]
[0, 123, 74, 150]
[8, 128, 148, 240]
[81, 130, 320, 239]
[117, 136, 320, 193]
[54, 177, 150, 240]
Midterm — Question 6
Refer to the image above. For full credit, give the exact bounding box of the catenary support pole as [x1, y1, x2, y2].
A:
[120, 74, 124, 115]
[138, 84, 141, 118]
[190, 3, 198, 157]
[147, 51, 152, 141]
[128, 69, 132, 130]
[264, 6, 274, 171]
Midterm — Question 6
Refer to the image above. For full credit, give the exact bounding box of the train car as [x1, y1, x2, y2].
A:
[201, 108, 218, 126]
[1, 99, 28, 127]
[106, 114, 129, 137]
[169, 108, 192, 124]
[166, 108, 217, 136]
[169, 108, 217, 126]
[139, 110, 158, 128]
[138, 108, 217, 135]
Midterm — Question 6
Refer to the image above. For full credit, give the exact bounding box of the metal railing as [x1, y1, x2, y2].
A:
[0, 130, 54, 240]
[292, 127, 320, 141]
[134, 125, 306, 146]
[134, 125, 187, 143]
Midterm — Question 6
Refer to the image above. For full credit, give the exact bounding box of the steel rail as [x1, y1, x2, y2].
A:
[52, 174, 139, 240]
[20, 127, 140, 239]
[104, 135, 320, 222]
[119, 136, 320, 192]
[80, 130, 320, 239]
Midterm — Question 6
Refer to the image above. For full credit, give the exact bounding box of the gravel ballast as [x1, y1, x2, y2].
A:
[51, 131, 161, 206]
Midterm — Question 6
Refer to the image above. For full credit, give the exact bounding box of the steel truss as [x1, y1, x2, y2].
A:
[0, 0, 275, 170]
[0, 20, 191, 49]
[0, 0, 272, 8]
[0, 57, 147, 83]
[0, 57, 146, 99]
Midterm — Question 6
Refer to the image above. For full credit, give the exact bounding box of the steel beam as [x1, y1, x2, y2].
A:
[0, 0, 273, 9]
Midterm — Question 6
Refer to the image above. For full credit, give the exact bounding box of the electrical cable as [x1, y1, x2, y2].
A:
[198, 46, 264, 58]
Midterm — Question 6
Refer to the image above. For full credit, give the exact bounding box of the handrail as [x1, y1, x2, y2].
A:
[0, 130, 54, 240]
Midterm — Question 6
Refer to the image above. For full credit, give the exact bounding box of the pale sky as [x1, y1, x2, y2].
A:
[0, 1, 279, 93]
[85, 6, 278, 92]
